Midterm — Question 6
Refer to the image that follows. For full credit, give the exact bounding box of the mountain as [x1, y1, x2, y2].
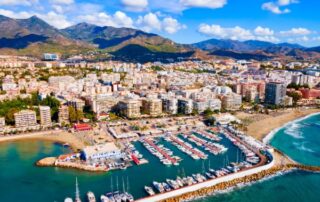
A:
[0, 15, 92, 57]
[193, 38, 320, 60]
[193, 39, 304, 52]
[0, 15, 199, 62]
[1, 14, 320, 62]
[62, 23, 192, 54]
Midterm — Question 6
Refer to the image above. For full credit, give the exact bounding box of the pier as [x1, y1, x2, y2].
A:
[142, 138, 178, 165]
[193, 130, 221, 142]
[187, 134, 227, 155]
[166, 135, 207, 160]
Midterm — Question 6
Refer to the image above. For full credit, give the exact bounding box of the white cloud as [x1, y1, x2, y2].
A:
[280, 28, 311, 36]
[262, 2, 290, 14]
[0, 9, 32, 19]
[37, 11, 71, 29]
[179, 0, 227, 9]
[198, 24, 281, 42]
[77, 11, 134, 28]
[0, 0, 38, 6]
[262, 0, 297, 14]
[121, 0, 148, 11]
[254, 26, 274, 36]
[256, 36, 280, 43]
[136, 13, 161, 32]
[136, 12, 185, 34]
[0, 8, 71, 29]
[198, 24, 254, 41]
[162, 17, 186, 34]
[50, 0, 74, 5]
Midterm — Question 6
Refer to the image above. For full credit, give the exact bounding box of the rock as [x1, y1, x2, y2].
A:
[36, 157, 57, 167]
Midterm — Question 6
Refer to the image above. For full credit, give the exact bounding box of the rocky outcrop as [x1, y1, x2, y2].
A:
[36, 157, 56, 167]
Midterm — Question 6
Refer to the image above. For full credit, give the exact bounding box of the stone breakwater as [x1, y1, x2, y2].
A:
[160, 164, 320, 202]
[36, 158, 108, 172]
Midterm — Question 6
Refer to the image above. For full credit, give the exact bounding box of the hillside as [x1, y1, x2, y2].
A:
[193, 38, 320, 60]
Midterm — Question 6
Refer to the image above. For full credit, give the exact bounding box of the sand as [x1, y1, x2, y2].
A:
[0, 130, 86, 151]
[236, 108, 320, 141]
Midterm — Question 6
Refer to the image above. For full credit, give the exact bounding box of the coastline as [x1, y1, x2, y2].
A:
[262, 111, 320, 144]
[0, 130, 86, 151]
[236, 108, 320, 141]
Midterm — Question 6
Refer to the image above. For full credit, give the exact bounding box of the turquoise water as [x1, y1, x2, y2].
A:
[0, 134, 243, 202]
[270, 113, 320, 166]
[196, 171, 320, 202]
[196, 113, 320, 202]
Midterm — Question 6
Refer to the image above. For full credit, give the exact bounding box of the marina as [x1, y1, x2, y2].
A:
[61, 125, 274, 202]
[0, 125, 276, 202]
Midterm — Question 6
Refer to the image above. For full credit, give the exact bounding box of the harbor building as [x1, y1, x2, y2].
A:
[14, 110, 37, 128]
[265, 82, 287, 105]
[59, 105, 70, 124]
[81, 143, 122, 161]
[39, 106, 52, 127]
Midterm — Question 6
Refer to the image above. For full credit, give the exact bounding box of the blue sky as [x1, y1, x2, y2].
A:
[0, 0, 319, 46]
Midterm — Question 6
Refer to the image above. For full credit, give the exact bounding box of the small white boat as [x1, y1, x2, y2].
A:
[87, 191, 96, 202]
[64, 198, 73, 202]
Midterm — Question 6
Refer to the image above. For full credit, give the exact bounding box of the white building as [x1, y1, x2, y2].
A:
[81, 143, 122, 161]
[40, 106, 52, 127]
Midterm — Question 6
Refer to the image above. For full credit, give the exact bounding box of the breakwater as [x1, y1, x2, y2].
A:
[158, 164, 320, 202]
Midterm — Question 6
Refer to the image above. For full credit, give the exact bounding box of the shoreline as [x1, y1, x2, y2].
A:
[0, 130, 86, 151]
[262, 111, 320, 144]
[236, 108, 320, 141]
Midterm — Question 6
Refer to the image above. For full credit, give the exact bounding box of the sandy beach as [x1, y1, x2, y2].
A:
[0, 130, 86, 151]
[236, 108, 320, 141]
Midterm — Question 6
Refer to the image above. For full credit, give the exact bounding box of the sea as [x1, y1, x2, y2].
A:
[0, 114, 320, 202]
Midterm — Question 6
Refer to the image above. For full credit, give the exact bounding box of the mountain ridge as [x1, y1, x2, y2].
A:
[1, 14, 320, 61]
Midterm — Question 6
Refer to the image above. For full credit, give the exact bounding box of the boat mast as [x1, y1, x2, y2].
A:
[116, 176, 119, 191]
[126, 176, 130, 193]
[75, 177, 80, 202]
[110, 177, 113, 192]
[122, 177, 125, 193]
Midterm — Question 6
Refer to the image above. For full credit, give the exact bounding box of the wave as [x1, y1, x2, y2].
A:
[283, 123, 304, 139]
[263, 112, 320, 144]
[293, 142, 315, 153]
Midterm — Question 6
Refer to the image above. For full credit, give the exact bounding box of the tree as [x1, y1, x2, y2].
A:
[203, 108, 214, 118]
[5, 108, 19, 125]
[68, 106, 77, 123]
[287, 91, 302, 106]
[40, 96, 60, 121]
[76, 110, 84, 121]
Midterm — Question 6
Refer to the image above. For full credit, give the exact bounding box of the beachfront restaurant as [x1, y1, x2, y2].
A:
[81, 143, 122, 161]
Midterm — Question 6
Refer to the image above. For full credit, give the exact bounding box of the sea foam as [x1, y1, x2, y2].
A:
[263, 112, 320, 144]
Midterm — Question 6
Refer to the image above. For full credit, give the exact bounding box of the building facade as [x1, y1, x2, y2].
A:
[14, 110, 37, 128]
[39, 106, 52, 127]
[265, 82, 287, 105]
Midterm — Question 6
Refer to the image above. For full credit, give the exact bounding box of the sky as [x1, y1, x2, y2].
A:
[0, 0, 319, 47]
